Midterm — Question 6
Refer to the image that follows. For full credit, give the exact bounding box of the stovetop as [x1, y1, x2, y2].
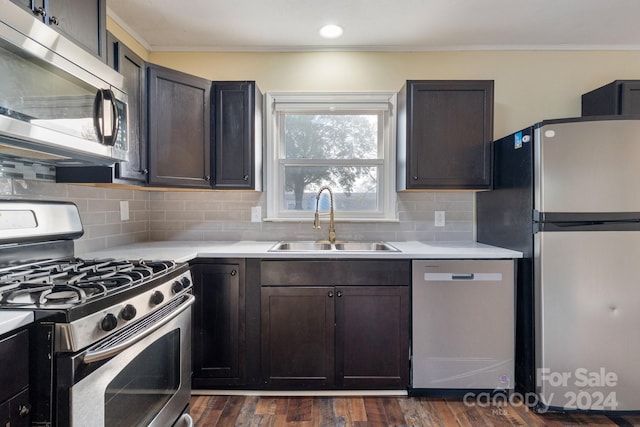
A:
[0, 256, 192, 352]
[0, 258, 176, 309]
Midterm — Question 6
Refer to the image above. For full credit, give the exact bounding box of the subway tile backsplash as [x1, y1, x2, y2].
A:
[0, 160, 474, 251]
[0, 157, 56, 181]
[146, 191, 474, 242]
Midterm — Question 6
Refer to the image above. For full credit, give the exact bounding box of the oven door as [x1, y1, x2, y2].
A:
[61, 294, 194, 427]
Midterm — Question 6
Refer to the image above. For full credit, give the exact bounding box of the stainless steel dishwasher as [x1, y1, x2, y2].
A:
[411, 260, 515, 393]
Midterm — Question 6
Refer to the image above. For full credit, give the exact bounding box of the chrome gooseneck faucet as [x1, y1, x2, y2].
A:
[313, 186, 336, 243]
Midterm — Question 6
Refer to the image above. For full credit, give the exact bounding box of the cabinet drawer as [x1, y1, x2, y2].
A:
[0, 330, 29, 403]
[260, 260, 410, 287]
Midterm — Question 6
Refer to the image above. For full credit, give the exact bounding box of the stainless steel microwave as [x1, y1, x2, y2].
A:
[0, 0, 128, 165]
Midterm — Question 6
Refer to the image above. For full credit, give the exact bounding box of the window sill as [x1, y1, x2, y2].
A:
[263, 217, 400, 223]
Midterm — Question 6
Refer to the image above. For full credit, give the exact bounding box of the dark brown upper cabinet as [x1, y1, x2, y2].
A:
[10, 0, 106, 60]
[147, 64, 212, 188]
[111, 36, 148, 184]
[56, 33, 148, 185]
[397, 80, 494, 190]
[211, 82, 262, 190]
[582, 80, 640, 116]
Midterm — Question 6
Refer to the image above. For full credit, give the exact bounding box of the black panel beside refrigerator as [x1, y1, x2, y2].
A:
[477, 124, 536, 397]
[476, 127, 535, 394]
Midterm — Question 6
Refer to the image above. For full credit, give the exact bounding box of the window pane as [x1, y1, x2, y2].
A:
[283, 166, 378, 212]
[284, 114, 378, 160]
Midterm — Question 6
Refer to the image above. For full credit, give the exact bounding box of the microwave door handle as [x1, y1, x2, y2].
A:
[103, 89, 119, 146]
[93, 89, 105, 143]
[82, 294, 195, 364]
[92, 89, 118, 146]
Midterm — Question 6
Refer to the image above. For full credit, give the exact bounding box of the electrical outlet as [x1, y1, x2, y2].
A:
[434, 211, 445, 227]
[251, 206, 262, 223]
[120, 201, 130, 221]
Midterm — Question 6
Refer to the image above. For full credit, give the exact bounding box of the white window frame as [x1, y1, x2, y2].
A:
[265, 92, 398, 222]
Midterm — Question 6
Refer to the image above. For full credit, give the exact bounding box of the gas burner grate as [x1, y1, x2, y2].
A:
[0, 257, 178, 308]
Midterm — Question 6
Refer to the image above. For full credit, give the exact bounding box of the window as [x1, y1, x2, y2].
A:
[265, 92, 397, 221]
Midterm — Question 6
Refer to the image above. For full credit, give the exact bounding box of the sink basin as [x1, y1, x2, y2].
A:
[268, 241, 400, 252]
[269, 242, 332, 251]
[334, 242, 400, 252]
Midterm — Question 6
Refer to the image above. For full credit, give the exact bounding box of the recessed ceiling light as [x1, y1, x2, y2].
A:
[319, 24, 343, 39]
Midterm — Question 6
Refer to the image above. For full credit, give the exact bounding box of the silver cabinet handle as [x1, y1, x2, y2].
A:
[33, 6, 46, 17]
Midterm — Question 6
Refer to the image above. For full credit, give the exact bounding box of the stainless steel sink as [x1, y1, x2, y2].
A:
[334, 242, 400, 252]
[269, 241, 332, 251]
[268, 241, 400, 252]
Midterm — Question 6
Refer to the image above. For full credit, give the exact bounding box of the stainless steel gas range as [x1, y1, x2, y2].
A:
[0, 200, 194, 427]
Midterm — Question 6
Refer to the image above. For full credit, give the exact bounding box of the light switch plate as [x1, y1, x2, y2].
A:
[434, 211, 445, 227]
[120, 201, 129, 221]
[251, 206, 262, 223]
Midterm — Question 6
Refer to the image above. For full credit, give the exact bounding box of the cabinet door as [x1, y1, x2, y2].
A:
[147, 64, 212, 188]
[0, 389, 30, 427]
[47, 0, 106, 59]
[336, 286, 409, 388]
[0, 330, 29, 404]
[112, 38, 147, 183]
[192, 262, 244, 387]
[212, 82, 261, 189]
[8, 0, 32, 11]
[619, 81, 640, 114]
[9, 0, 105, 59]
[261, 286, 335, 387]
[401, 80, 493, 190]
[582, 80, 640, 116]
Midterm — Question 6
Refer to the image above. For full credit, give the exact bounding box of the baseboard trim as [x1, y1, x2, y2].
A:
[192, 389, 408, 397]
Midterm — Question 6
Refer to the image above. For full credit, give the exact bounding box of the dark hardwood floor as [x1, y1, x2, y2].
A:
[189, 394, 640, 426]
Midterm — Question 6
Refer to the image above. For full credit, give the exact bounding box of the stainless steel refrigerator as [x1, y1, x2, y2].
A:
[477, 116, 640, 412]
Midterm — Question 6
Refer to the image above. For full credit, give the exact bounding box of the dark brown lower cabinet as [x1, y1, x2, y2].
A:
[261, 286, 336, 388]
[0, 329, 30, 426]
[261, 283, 409, 389]
[337, 286, 409, 388]
[191, 260, 245, 388]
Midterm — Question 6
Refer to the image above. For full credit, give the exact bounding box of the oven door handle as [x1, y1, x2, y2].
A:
[82, 294, 195, 364]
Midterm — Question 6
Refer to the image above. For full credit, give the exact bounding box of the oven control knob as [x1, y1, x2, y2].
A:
[101, 313, 118, 332]
[171, 280, 184, 294]
[180, 276, 191, 287]
[120, 304, 137, 321]
[150, 290, 165, 305]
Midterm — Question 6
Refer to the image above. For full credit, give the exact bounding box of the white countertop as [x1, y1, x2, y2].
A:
[0, 311, 34, 336]
[79, 240, 522, 262]
[0, 241, 518, 335]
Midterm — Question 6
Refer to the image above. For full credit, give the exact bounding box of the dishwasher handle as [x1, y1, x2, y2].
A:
[423, 272, 503, 282]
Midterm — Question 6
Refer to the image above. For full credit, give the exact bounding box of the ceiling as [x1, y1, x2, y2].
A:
[106, 0, 640, 52]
